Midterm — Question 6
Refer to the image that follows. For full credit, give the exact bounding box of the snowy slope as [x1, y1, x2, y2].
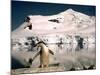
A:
[11, 8, 96, 50]
[12, 9, 95, 39]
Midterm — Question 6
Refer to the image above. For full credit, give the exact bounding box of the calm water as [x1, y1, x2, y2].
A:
[12, 43, 96, 70]
[47, 43, 95, 53]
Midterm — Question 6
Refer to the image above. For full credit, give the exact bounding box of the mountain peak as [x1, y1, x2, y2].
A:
[59, 9, 75, 15]
[12, 9, 95, 39]
[65, 8, 75, 13]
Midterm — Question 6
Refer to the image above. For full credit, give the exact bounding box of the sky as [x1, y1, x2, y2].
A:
[11, 0, 96, 31]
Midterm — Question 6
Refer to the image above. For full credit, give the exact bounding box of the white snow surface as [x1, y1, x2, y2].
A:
[12, 9, 95, 39]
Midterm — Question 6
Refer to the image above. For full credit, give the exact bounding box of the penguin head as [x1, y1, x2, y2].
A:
[33, 41, 47, 48]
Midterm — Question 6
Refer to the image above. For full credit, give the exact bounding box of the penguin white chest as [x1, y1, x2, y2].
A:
[43, 46, 49, 53]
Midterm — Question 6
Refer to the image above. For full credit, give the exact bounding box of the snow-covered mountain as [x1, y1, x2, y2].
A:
[11, 9, 95, 51]
[12, 9, 95, 38]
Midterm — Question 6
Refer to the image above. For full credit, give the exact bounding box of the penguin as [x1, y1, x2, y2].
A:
[24, 22, 32, 30]
[28, 41, 54, 68]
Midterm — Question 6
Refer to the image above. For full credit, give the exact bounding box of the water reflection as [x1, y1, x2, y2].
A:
[47, 43, 95, 53]
[11, 42, 96, 69]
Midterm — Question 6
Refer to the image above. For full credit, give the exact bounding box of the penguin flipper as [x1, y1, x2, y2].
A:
[49, 49, 54, 55]
[28, 51, 40, 65]
[32, 51, 40, 60]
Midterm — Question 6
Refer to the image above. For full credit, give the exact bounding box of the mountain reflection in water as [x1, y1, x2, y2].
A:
[47, 43, 95, 53]
[11, 43, 96, 70]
